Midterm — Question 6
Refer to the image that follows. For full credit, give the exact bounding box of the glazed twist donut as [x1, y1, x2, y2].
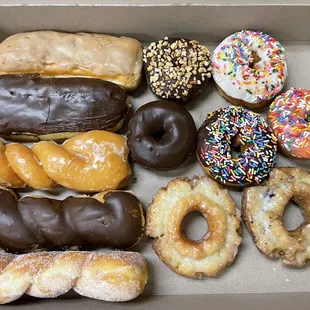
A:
[0, 130, 131, 192]
[0, 187, 145, 252]
[0, 251, 148, 304]
[146, 176, 241, 278]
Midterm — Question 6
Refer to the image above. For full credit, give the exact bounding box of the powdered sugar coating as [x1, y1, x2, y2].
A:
[0, 251, 147, 304]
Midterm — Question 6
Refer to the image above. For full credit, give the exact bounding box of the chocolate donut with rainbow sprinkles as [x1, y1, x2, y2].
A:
[212, 30, 287, 109]
[197, 106, 278, 188]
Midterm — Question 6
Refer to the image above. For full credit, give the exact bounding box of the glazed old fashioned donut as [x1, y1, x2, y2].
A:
[143, 37, 212, 103]
[146, 176, 241, 278]
[269, 88, 310, 159]
[127, 100, 196, 170]
[242, 167, 310, 267]
[212, 30, 287, 108]
[197, 106, 277, 188]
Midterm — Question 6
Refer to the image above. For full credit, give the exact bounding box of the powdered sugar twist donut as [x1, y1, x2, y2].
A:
[268, 88, 310, 159]
[212, 30, 287, 108]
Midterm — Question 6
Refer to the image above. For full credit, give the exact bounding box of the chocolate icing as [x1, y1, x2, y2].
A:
[197, 106, 277, 187]
[0, 189, 144, 253]
[0, 74, 129, 138]
[127, 100, 197, 170]
[143, 38, 212, 103]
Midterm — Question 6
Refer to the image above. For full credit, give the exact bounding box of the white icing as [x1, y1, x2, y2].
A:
[212, 30, 288, 104]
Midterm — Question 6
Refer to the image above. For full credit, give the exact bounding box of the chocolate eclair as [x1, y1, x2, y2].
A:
[0, 74, 130, 141]
[0, 187, 145, 253]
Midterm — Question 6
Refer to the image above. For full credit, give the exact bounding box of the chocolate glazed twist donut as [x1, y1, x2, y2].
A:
[0, 187, 145, 253]
[0, 251, 148, 304]
[0, 130, 131, 192]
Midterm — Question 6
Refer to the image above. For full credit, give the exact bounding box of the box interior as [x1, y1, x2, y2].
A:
[0, 3, 309, 309]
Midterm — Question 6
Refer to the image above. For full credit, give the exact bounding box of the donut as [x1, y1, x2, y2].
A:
[127, 100, 196, 170]
[268, 88, 310, 159]
[242, 167, 310, 267]
[146, 176, 241, 278]
[0, 187, 145, 252]
[0, 74, 130, 141]
[0, 131, 131, 192]
[197, 106, 277, 188]
[143, 37, 212, 103]
[212, 30, 287, 109]
[0, 31, 143, 91]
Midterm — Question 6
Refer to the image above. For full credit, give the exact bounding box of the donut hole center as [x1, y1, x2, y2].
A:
[283, 200, 305, 231]
[249, 51, 261, 69]
[181, 211, 209, 241]
[230, 135, 243, 159]
[152, 128, 166, 142]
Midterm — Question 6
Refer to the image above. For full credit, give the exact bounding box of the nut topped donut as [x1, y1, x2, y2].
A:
[269, 88, 310, 159]
[127, 100, 196, 170]
[212, 30, 287, 108]
[197, 106, 277, 188]
[143, 37, 212, 103]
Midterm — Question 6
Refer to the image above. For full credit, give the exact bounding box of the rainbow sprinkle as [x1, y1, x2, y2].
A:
[197, 106, 278, 186]
[269, 88, 310, 159]
[212, 30, 287, 104]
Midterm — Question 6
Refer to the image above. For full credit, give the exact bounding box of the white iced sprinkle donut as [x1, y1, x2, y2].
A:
[212, 30, 288, 109]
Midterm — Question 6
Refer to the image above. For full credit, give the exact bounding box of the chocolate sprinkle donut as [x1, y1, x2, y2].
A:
[127, 100, 197, 170]
[143, 37, 212, 103]
[197, 106, 277, 187]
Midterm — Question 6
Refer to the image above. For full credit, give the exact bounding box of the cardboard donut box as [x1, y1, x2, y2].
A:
[0, 1, 310, 309]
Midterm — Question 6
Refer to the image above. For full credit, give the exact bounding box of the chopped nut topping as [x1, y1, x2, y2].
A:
[143, 37, 212, 100]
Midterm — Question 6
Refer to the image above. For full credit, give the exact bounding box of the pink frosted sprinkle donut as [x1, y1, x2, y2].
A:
[212, 30, 288, 108]
[269, 88, 310, 159]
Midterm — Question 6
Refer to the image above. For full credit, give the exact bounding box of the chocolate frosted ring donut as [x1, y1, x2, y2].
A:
[197, 106, 277, 188]
[242, 167, 310, 267]
[146, 176, 241, 278]
[127, 100, 196, 170]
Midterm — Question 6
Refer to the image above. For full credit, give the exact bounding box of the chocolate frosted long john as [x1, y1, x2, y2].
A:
[0, 188, 145, 253]
[0, 74, 129, 141]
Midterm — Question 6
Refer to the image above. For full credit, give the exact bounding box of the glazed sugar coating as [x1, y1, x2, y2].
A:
[197, 106, 277, 187]
[0, 130, 131, 192]
[0, 31, 143, 91]
[212, 30, 287, 105]
[146, 176, 241, 278]
[242, 167, 310, 267]
[269, 88, 310, 159]
[143, 37, 212, 102]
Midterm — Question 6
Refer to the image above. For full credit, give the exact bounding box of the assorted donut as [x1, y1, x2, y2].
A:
[197, 106, 277, 188]
[269, 88, 310, 159]
[127, 100, 196, 170]
[212, 30, 287, 109]
[0, 28, 308, 304]
[143, 37, 212, 103]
